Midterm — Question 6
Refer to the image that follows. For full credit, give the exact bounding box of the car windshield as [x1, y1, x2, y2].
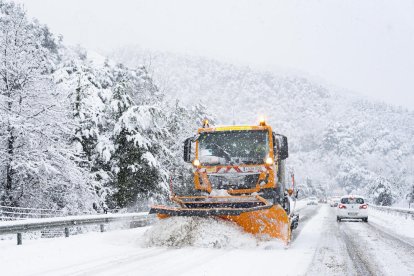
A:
[198, 130, 269, 165]
[341, 197, 364, 204]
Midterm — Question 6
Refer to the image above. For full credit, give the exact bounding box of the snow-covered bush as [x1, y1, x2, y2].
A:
[367, 177, 396, 206]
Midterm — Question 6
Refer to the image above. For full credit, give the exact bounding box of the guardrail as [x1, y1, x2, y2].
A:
[0, 212, 154, 245]
[369, 204, 414, 220]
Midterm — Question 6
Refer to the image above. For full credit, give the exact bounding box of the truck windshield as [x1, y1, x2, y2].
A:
[198, 130, 269, 166]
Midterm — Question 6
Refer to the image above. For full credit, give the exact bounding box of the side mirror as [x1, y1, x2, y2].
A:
[183, 137, 192, 162]
[280, 136, 288, 160]
[273, 133, 289, 160]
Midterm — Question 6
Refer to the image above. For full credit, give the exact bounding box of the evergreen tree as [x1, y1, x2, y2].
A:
[368, 177, 395, 206]
[108, 66, 168, 208]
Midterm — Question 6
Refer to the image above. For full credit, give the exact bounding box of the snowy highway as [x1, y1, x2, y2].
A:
[1, 2, 413, 276]
[1, 204, 413, 276]
[308, 207, 414, 275]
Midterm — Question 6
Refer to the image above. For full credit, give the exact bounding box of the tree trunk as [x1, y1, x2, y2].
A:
[4, 87, 15, 204]
[5, 124, 15, 203]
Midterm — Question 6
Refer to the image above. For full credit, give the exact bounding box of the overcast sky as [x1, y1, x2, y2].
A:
[15, 0, 414, 109]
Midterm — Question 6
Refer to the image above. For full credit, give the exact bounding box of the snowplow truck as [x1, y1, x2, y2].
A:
[150, 119, 298, 244]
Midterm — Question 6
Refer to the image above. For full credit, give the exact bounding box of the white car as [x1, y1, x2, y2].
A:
[330, 196, 341, 207]
[307, 196, 318, 205]
[336, 195, 368, 222]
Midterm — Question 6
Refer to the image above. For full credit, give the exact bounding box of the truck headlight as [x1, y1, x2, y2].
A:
[265, 157, 273, 165]
[193, 159, 201, 167]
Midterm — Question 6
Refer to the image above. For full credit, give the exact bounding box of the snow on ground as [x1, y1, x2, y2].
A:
[0, 205, 326, 276]
[308, 205, 414, 276]
[3, 204, 412, 275]
[0, 227, 151, 276]
[143, 217, 259, 248]
[368, 207, 414, 243]
[393, 198, 413, 209]
[339, 219, 414, 275]
[294, 199, 309, 212]
[307, 206, 354, 276]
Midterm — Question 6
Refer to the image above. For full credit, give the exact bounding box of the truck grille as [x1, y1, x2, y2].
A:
[208, 174, 260, 190]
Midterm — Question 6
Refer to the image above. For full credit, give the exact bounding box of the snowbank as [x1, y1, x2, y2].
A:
[142, 217, 259, 248]
[369, 207, 414, 241]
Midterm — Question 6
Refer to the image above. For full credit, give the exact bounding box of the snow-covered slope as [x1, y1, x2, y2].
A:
[110, 47, 414, 203]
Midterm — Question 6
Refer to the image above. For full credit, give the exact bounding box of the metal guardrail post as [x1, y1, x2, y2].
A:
[64, 227, 69, 237]
[17, 233, 22, 245]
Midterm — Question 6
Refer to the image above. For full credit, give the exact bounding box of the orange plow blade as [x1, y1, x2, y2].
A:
[222, 205, 291, 244]
[149, 195, 291, 244]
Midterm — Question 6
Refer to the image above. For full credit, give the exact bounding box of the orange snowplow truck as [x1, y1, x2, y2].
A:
[150, 118, 299, 244]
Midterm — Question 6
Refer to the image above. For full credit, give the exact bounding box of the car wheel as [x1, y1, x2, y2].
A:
[337, 217, 341, 222]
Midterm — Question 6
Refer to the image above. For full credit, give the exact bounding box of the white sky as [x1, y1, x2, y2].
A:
[15, 0, 414, 109]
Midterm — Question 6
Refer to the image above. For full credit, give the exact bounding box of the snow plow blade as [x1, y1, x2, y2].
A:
[149, 195, 291, 244]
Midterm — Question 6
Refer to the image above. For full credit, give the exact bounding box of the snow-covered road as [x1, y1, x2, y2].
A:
[1, 204, 413, 276]
[308, 207, 414, 276]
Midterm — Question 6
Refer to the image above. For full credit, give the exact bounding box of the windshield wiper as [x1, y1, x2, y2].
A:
[240, 158, 263, 164]
[210, 143, 231, 161]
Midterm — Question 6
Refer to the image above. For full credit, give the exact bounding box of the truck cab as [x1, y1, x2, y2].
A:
[184, 119, 290, 212]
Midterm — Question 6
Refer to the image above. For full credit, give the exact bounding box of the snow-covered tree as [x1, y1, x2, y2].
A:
[53, 47, 116, 211]
[407, 185, 414, 208]
[0, 1, 219, 213]
[164, 101, 215, 195]
[0, 2, 46, 204]
[107, 67, 164, 207]
[0, 2, 97, 211]
[367, 177, 395, 206]
[52, 47, 217, 210]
